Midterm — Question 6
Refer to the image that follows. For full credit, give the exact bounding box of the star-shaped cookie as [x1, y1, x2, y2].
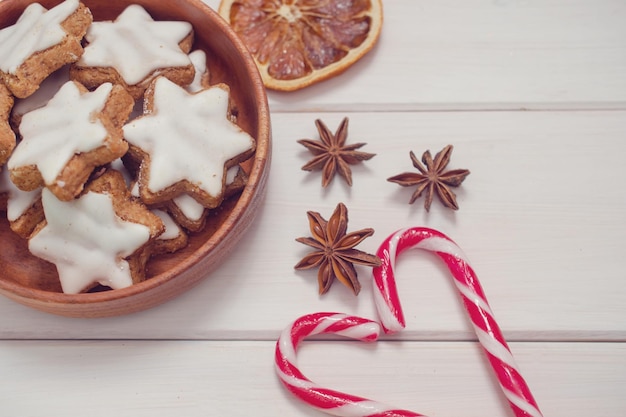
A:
[123, 77, 256, 208]
[186, 50, 210, 93]
[0, 0, 92, 98]
[71, 4, 194, 99]
[0, 83, 15, 166]
[0, 165, 43, 239]
[28, 170, 164, 294]
[8, 81, 133, 201]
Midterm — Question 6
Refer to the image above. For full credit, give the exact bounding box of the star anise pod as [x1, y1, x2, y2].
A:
[294, 202, 381, 295]
[388, 145, 470, 211]
[297, 117, 376, 187]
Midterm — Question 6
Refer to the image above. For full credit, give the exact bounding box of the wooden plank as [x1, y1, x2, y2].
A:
[0, 340, 623, 416]
[203, 0, 626, 111]
[1, 111, 625, 341]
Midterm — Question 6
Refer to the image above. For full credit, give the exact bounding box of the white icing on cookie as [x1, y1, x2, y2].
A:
[0, 0, 79, 74]
[12, 65, 71, 119]
[170, 167, 239, 221]
[8, 81, 113, 185]
[109, 158, 134, 187]
[123, 77, 255, 200]
[130, 181, 140, 198]
[172, 194, 205, 222]
[77, 5, 192, 85]
[0, 166, 41, 222]
[29, 188, 150, 294]
[186, 50, 208, 93]
[152, 209, 181, 241]
[225, 165, 239, 185]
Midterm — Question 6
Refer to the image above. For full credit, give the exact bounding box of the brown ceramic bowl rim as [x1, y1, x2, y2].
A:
[0, 0, 271, 311]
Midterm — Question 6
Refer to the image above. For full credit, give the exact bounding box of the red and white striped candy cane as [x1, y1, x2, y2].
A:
[275, 312, 424, 417]
[372, 227, 543, 417]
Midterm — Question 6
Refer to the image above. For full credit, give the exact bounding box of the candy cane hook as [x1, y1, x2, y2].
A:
[372, 227, 543, 417]
[275, 312, 424, 417]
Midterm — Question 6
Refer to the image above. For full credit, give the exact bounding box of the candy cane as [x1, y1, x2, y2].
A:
[275, 312, 424, 417]
[372, 227, 543, 417]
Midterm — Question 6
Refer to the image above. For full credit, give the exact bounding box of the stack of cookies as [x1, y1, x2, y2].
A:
[0, 0, 256, 294]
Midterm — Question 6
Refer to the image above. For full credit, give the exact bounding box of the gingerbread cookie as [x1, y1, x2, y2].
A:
[28, 169, 165, 294]
[70, 5, 195, 100]
[164, 165, 248, 232]
[0, 166, 43, 239]
[164, 193, 207, 232]
[110, 161, 191, 249]
[8, 80, 133, 201]
[110, 159, 191, 246]
[130, 208, 188, 279]
[186, 50, 210, 93]
[181, 50, 241, 125]
[0, 165, 10, 211]
[0, 83, 15, 166]
[223, 165, 249, 199]
[10, 65, 71, 131]
[123, 77, 256, 208]
[0, 0, 92, 99]
[150, 209, 188, 256]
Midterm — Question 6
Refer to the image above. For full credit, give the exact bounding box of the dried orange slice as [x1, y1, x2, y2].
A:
[218, 0, 383, 91]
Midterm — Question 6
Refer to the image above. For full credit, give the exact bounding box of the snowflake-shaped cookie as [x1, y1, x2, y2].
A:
[123, 77, 256, 208]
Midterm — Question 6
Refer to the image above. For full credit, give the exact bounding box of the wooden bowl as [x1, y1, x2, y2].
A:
[0, 0, 271, 317]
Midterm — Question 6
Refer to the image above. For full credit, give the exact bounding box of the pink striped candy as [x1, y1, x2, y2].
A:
[275, 312, 424, 417]
[372, 227, 543, 417]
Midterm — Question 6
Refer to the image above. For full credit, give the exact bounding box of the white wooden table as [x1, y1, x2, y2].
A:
[2, 1, 626, 415]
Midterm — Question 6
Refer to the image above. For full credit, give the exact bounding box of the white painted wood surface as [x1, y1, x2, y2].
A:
[264, 0, 626, 112]
[1, 0, 625, 416]
[1, 341, 624, 416]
